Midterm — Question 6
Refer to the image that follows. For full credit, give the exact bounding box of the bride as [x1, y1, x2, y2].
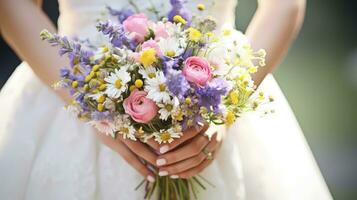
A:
[0, 0, 332, 199]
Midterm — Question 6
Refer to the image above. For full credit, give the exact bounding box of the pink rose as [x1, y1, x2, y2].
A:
[123, 90, 158, 123]
[152, 22, 171, 40]
[123, 13, 150, 43]
[142, 39, 162, 56]
[183, 56, 213, 86]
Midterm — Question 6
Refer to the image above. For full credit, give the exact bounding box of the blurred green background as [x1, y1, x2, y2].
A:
[0, 0, 356, 199]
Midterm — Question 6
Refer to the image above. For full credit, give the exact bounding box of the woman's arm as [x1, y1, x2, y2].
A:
[0, 0, 161, 182]
[246, 0, 306, 85]
[0, 0, 70, 102]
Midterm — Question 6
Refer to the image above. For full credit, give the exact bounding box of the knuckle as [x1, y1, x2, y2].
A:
[190, 144, 201, 155]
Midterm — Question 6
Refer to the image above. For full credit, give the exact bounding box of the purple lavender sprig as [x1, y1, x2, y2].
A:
[40, 29, 92, 67]
[96, 21, 136, 50]
[196, 78, 231, 113]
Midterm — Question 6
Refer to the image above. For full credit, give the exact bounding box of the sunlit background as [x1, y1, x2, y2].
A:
[1, 1, 356, 199]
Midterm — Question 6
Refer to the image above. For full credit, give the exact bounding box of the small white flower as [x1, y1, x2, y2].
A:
[138, 66, 157, 79]
[104, 68, 131, 98]
[158, 37, 184, 57]
[88, 119, 116, 137]
[88, 92, 105, 101]
[117, 124, 137, 141]
[157, 97, 179, 120]
[154, 128, 182, 144]
[64, 104, 82, 116]
[145, 72, 171, 103]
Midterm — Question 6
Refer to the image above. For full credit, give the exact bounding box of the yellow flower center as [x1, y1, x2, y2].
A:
[159, 84, 166, 92]
[120, 127, 129, 134]
[165, 51, 176, 57]
[114, 79, 122, 89]
[140, 48, 157, 67]
[160, 132, 172, 142]
[165, 104, 173, 112]
[148, 72, 156, 78]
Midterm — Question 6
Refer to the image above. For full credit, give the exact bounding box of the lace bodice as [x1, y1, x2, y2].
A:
[57, 0, 237, 41]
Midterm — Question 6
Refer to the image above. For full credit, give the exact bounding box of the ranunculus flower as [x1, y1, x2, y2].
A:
[123, 13, 150, 43]
[182, 56, 212, 86]
[142, 39, 162, 56]
[123, 90, 158, 123]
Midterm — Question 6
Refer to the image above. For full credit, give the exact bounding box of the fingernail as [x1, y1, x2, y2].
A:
[147, 175, 155, 183]
[197, 121, 204, 127]
[170, 175, 179, 179]
[156, 158, 167, 166]
[160, 145, 169, 154]
[159, 171, 168, 176]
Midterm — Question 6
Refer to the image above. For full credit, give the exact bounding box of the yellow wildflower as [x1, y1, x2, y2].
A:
[97, 103, 104, 112]
[205, 32, 214, 37]
[71, 81, 79, 88]
[226, 111, 235, 126]
[98, 83, 107, 91]
[129, 85, 136, 92]
[229, 91, 239, 105]
[188, 28, 202, 42]
[197, 4, 205, 11]
[97, 95, 106, 103]
[223, 29, 232, 36]
[92, 65, 100, 72]
[134, 79, 144, 88]
[140, 48, 157, 67]
[173, 15, 187, 24]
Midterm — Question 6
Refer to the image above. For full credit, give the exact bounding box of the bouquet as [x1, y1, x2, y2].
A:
[40, 1, 269, 199]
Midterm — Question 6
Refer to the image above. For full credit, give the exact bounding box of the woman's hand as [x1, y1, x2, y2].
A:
[97, 132, 158, 183]
[151, 124, 225, 179]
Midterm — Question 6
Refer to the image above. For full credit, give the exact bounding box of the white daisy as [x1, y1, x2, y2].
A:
[145, 72, 171, 103]
[157, 97, 179, 120]
[104, 68, 131, 99]
[88, 119, 116, 137]
[138, 66, 157, 79]
[154, 128, 182, 144]
[117, 124, 137, 141]
[158, 37, 184, 57]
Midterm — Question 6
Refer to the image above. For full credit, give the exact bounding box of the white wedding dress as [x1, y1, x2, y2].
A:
[0, 0, 333, 199]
